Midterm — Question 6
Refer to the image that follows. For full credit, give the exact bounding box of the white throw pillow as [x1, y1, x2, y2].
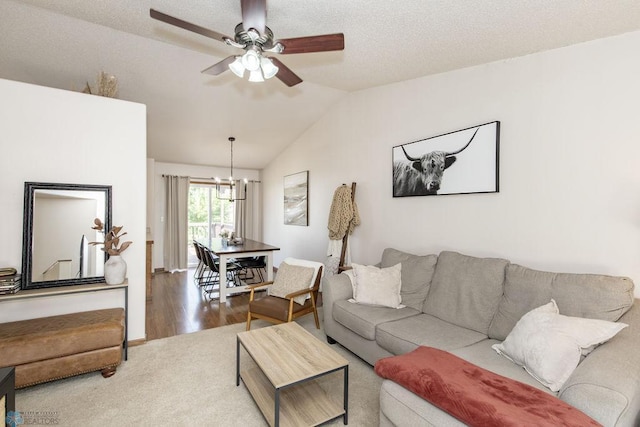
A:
[347, 263, 404, 309]
[492, 300, 628, 392]
[269, 261, 315, 305]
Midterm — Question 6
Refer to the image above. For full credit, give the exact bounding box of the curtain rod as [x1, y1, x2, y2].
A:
[161, 174, 261, 183]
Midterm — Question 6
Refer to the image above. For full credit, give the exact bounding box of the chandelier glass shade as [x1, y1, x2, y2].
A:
[228, 48, 279, 82]
[215, 137, 247, 202]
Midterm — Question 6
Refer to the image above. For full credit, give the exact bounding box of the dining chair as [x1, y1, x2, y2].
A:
[192, 241, 207, 286]
[201, 247, 243, 298]
[237, 256, 267, 283]
[245, 258, 323, 331]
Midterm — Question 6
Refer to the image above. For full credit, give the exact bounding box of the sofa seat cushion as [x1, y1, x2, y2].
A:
[375, 347, 600, 427]
[333, 299, 420, 340]
[376, 313, 487, 355]
[0, 308, 125, 367]
[450, 339, 554, 393]
[423, 251, 509, 334]
[488, 263, 635, 340]
[380, 379, 467, 427]
[380, 248, 437, 311]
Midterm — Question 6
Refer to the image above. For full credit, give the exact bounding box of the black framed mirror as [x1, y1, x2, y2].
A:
[21, 182, 112, 290]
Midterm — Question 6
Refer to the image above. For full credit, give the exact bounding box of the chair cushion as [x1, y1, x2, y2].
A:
[283, 258, 323, 282]
[269, 261, 315, 305]
[380, 248, 437, 311]
[281, 258, 324, 303]
[250, 295, 313, 320]
[423, 251, 508, 335]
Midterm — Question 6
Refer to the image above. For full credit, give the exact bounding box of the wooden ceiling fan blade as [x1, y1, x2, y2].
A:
[150, 9, 231, 43]
[269, 58, 302, 87]
[241, 0, 266, 35]
[278, 33, 344, 54]
[202, 56, 236, 76]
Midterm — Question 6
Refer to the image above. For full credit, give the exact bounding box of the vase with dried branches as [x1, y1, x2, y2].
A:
[82, 72, 119, 98]
[90, 218, 132, 284]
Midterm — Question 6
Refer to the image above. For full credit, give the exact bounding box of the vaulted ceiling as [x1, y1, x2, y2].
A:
[2, 0, 640, 169]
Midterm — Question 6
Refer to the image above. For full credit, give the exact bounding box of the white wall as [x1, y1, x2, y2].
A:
[262, 30, 640, 296]
[149, 160, 260, 270]
[0, 79, 147, 339]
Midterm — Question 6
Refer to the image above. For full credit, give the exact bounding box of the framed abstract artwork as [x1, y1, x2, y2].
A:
[392, 121, 500, 197]
[284, 171, 308, 226]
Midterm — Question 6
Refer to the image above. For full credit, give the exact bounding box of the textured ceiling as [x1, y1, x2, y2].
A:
[2, 0, 640, 169]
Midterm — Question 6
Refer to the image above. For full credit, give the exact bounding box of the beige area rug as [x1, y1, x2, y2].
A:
[15, 310, 382, 426]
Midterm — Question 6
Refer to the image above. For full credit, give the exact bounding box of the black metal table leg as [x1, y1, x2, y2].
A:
[236, 337, 240, 386]
[344, 365, 349, 424]
[275, 389, 281, 426]
[124, 286, 128, 360]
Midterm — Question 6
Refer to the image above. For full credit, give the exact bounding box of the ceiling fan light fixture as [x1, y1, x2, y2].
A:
[241, 49, 261, 72]
[248, 69, 265, 82]
[228, 56, 245, 77]
[260, 57, 279, 79]
[151, 4, 346, 88]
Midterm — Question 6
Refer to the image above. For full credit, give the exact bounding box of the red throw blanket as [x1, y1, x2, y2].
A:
[374, 346, 601, 427]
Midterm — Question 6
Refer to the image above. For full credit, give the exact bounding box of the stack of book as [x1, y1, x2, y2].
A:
[0, 274, 21, 295]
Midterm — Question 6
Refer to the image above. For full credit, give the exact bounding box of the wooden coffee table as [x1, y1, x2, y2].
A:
[236, 322, 349, 426]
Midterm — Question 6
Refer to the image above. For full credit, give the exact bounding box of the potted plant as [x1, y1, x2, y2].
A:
[219, 229, 230, 247]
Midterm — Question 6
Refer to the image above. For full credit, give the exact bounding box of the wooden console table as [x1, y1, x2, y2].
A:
[0, 282, 129, 360]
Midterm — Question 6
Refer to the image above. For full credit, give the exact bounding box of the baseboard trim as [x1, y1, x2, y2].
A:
[128, 338, 146, 347]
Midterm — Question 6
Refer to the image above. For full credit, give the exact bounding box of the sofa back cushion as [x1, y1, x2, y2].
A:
[488, 264, 554, 340]
[488, 264, 635, 340]
[423, 251, 509, 334]
[380, 248, 437, 311]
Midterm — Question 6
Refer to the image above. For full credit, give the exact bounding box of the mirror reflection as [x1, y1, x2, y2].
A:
[22, 182, 112, 290]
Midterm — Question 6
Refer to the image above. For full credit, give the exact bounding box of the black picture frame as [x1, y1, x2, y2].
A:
[21, 182, 112, 290]
[392, 121, 500, 197]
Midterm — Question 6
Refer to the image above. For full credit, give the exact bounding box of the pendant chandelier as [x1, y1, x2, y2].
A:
[216, 137, 247, 202]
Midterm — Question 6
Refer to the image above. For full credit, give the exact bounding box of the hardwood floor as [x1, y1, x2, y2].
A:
[145, 268, 266, 341]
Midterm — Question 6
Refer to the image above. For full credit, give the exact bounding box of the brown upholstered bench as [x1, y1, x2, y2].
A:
[0, 308, 125, 388]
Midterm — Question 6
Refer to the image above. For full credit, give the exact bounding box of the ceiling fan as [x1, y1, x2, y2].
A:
[150, 0, 345, 87]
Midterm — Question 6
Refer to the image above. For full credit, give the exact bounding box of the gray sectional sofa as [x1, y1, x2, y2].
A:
[322, 248, 640, 426]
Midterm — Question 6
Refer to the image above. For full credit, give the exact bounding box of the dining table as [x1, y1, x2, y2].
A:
[209, 238, 280, 303]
